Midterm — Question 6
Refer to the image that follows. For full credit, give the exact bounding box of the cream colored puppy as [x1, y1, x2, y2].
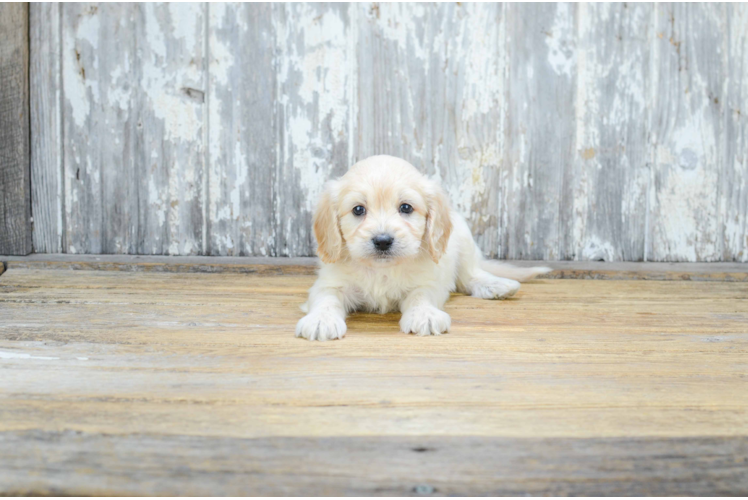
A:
[296, 155, 550, 341]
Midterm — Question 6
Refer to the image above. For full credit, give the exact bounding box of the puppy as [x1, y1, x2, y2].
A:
[296, 155, 551, 341]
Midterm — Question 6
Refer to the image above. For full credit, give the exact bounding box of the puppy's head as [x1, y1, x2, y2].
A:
[314, 155, 452, 266]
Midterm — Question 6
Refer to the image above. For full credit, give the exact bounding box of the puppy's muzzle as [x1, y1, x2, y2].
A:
[372, 234, 394, 252]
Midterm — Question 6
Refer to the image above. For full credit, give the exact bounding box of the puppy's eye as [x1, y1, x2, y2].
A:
[399, 203, 414, 214]
[352, 205, 366, 216]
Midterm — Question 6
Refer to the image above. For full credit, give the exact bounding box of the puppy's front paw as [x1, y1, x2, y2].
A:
[400, 306, 451, 336]
[470, 277, 520, 300]
[295, 311, 347, 341]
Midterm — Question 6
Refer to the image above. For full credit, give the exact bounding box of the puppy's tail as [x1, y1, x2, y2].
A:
[480, 261, 552, 282]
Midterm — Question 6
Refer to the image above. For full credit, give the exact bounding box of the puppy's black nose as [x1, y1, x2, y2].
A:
[372, 234, 394, 251]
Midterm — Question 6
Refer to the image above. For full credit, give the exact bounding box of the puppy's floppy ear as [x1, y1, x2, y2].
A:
[424, 180, 452, 263]
[313, 181, 343, 264]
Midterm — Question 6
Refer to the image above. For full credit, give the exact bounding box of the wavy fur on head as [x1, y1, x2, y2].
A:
[297, 155, 551, 341]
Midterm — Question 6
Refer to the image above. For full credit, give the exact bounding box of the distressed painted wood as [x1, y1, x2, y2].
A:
[648, 3, 726, 261]
[0, 270, 747, 494]
[62, 3, 131, 254]
[30, 3, 63, 254]
[356, 3, 507, 257]
[136, 3, 207, 256]
[274, 3, 354, 257]
[207, 3, 276, 256]
[569, 3, 652, 261]
[29, 2, 748, 261]
[503, 3, 577, 260]
[61, 3, 206, 255]
[0, 3, 32, 256]
[723, 3, 748, 262]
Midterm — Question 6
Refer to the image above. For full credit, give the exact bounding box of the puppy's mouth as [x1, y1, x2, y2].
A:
[366, 248, 400, 264]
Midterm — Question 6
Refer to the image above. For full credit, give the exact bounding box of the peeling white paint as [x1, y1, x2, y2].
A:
[545, 3, 576, 77]
[580, 235, 616, 261]
[38, 3, 741, 261]
[140, 2, 204, 145]
[377, 3, 428, 60]
[208, 3, 234, 87]
[460, 7, 504, 121]
[231, 141, 248, 222]
[279, 4, 352, 213]
[63, 11, 100, 128]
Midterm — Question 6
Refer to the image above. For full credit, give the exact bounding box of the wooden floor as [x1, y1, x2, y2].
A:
[1, 267, 747, 495]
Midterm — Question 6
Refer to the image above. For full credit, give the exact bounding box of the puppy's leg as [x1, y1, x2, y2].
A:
[399, 287, 451, 336]
[465, 269, 521, 300]
[455, 242, 522, 300]
[296, 287, 347, 341]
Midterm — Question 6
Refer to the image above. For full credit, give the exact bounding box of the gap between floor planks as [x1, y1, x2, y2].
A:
[1, 254, 747, 280]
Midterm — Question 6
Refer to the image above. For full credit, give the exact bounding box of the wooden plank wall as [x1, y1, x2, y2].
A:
[28, 3, 748, 261]
[0, 3, 31, 256]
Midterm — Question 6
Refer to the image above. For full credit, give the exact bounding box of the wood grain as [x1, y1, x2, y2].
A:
[27, 3, 748, 261]
[1, 432, 746, 496]
[648, 3, 725, 261]
[569, 3, 652, 261]
[0, 269, 747, 494]
[1, 255, 320, 276]
[723, 3, 748, 262]
[137, 3, 207, 256]
[61, 3, 207, 255]
[504, 3, 577, 260]
[207, 3, 276, 257]
[30, 3, 63, 254]
[356, 3, 507, 257]
[274, 3, 354, 257]
[0, 3, 31, 256]
[62, 3, 133, 254]
[2, 254, 748, 281]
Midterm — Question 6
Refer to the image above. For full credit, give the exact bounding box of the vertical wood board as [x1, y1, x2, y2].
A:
[30, 3, 63, 254]
[568, 3, 652, 261]
[0, 3, 32, 256]
[647, 3, 725, 261]
[208, 3, 276, 256]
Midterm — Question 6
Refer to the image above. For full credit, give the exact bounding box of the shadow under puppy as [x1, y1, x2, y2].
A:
[297, 155, 551, 341]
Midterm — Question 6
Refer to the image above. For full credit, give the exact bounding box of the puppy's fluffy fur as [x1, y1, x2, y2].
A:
[296, 155, 550, 341]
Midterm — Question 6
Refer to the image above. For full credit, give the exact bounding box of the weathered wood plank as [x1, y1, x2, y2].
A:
[1, 271, 747, 438]
[208, 3, 276, 256]
[569, 3, 652, 261]
[135, 3, 206, 255]
[61, 3, 206, 255]
[648, 3, 726, 261]
[0, 3, 31, 256]
[1, 432, 747, 496]
[504, 3, 577, 260]
[723, 4, 748, 262]
[61, 3, 135, 254]
[2, 254, 748, 281]
[356, 3, 507, 257]
[0, 270, 747, 493]
[30, 3, 63, 254]
[274, 3, 354, 256]
[1, 254, 320, 276]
